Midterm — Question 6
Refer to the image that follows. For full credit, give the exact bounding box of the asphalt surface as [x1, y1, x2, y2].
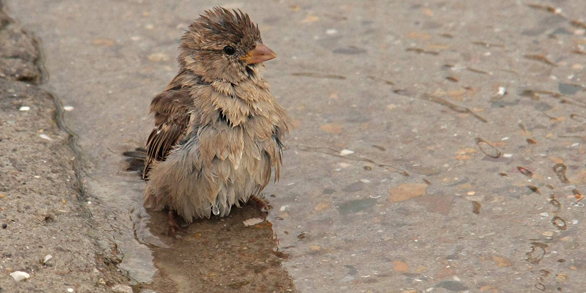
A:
[5, 0, 586, 292]
[0, 2, 130, 292]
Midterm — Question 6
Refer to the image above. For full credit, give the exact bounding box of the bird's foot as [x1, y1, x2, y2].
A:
[167, 210, 188, 238]
[249, 195, 271, 213]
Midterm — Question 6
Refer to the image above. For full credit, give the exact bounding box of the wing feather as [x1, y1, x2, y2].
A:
[143, 89, 192, 179]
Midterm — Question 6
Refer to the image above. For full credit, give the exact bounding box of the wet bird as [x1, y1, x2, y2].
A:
[140, 8, 290, 235]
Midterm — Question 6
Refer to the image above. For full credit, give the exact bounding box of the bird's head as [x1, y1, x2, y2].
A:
[179, 7, 276, 83]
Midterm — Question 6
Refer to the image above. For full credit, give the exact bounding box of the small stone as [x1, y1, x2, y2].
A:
[39, 134, 53, 141]
[148, 53, 169, 62]
[10, 271, 30, 282]
[111, 284, 133, 293]
[326, 29, 337, 35]
[63, 106, 74, 111]
[67, 289, 74, 293]
[389, 183, 427, 202]
[19, 106, 30, 111]
[340, 149, 354, 156]
[503, 154, 513, 158]
[360, 179, 371, 183]
[392, 260, 410, 272]
[494, 87, 506, 98]
[243, 217, 264, 227]
[2, 223, 6, 229]
[542, 231, 553, 237]
[492, 256, 513, 267]
[43, 254, 53, 264]
[338, 162, 351, 168]
[540, 212, 549, 217]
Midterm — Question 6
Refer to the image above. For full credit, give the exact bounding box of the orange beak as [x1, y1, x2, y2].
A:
[242, 43, 276, 64]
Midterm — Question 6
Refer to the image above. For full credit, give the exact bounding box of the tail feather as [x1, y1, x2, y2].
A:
[123, 147, 147, 178]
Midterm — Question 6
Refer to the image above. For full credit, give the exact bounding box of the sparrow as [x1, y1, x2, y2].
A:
[141, 7, 290, 235]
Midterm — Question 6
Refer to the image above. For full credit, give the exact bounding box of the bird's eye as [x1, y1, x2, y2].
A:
[223, 46, 235, 55]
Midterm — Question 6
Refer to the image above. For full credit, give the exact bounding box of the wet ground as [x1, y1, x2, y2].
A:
[5, 0, 586, 292]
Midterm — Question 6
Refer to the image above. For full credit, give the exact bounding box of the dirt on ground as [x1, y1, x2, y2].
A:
[0, 2, 130, 292]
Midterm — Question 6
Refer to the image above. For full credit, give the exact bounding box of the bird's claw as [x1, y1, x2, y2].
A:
[167, 211, 188, 238]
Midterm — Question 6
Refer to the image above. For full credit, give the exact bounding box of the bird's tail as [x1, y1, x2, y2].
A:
[123, 147, 147, 178]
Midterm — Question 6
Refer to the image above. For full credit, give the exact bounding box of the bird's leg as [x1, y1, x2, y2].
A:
[249, 195, 271, 213]
[167, 210, 187, 238]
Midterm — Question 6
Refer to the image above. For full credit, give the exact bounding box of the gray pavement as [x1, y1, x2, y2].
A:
[0, 3, 130, 292]
[6, 0, 586, 292]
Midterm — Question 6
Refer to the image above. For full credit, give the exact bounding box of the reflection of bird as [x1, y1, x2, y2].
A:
[141, 8, 290, 235]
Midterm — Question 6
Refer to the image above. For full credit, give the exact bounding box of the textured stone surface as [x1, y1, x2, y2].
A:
[0, 3, 129, 292]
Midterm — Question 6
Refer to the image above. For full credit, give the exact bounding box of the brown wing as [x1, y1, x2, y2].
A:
[143, 89, 192, 180]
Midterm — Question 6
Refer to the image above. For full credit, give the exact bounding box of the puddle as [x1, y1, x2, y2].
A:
[7, 0, 586, 291]
[139, 206, 294, 292]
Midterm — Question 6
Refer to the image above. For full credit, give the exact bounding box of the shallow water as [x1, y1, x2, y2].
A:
[8, 0, 586, 291]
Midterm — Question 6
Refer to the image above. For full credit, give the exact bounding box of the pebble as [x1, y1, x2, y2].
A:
[63, 106, 74, 111]
[539, 212, 549, 217]
[43, 254, 53, 264]
[148, 53, 169, 62]
[19, 106, 30, 111]
[503, 154, 513, 158]
[243, 217, 264, 227]
[39, 134, 53, 141]
[340, 149, 354, 156]
[111, 284, 133, 293]
[493, 87, 506, 98]
[338, 162, 351, 168]
[10, 271, 30, 282]
[326, 29, 337, 35]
